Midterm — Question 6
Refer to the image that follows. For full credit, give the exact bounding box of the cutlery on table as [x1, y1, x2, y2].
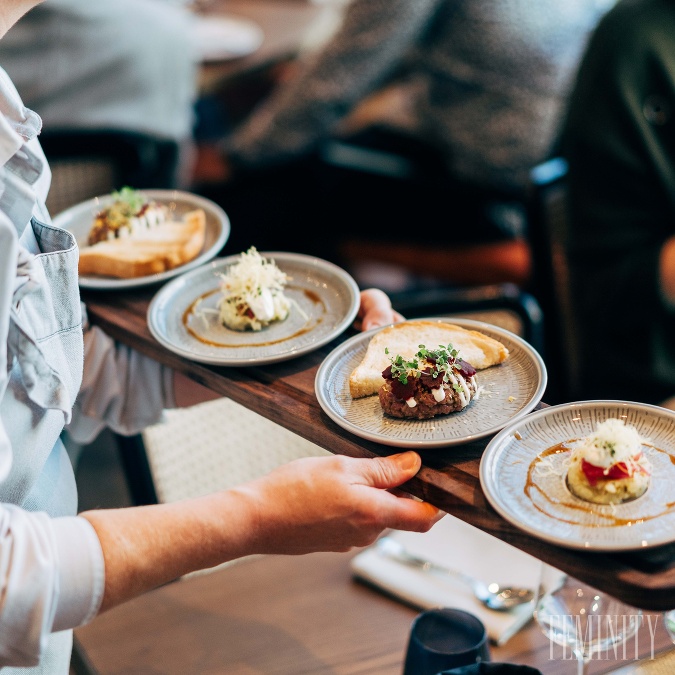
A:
[375, 536, 536, 612]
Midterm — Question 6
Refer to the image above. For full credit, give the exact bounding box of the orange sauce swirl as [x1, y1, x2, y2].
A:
[524, 440, 675, 528]
[182, 286, 326, 348]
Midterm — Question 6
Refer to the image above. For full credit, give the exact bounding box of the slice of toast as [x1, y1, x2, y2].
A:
[78, 209, 206, 279]
[349, 319, 509, 398]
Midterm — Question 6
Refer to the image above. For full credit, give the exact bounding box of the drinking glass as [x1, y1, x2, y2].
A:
[663, 609, 675, 642]
[534, 565, 642, 675]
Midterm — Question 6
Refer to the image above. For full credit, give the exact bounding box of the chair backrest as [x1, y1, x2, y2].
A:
[388, 282, 544, 354]
[39, 129, 180, 216]
[526, 157, 579, 404]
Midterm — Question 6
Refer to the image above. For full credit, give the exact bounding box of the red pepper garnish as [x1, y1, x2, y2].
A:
[581, 459, 632, 486]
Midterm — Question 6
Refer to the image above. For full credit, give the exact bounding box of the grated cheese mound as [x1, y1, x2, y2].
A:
[217, 247, 291, 331]
[573, 418, 647, 469]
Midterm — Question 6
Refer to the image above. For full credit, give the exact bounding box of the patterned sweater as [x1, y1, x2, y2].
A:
[225, 0, 615, 196]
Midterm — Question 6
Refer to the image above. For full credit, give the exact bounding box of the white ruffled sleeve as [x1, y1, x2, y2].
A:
[65, 304, 176, 445]
[0, 507, 104, 667]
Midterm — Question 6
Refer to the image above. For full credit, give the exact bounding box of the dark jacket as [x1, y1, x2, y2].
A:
[560, 0, 675, 403]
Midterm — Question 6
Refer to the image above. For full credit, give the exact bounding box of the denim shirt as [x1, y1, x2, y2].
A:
[0, 67, 103, 672]
[0, 142, 82, 514]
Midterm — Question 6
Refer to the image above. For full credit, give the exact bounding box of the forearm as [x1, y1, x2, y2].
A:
[81, 452, 440, 612]
[660, 236, 675, 306]
[81, 489, 257, 613]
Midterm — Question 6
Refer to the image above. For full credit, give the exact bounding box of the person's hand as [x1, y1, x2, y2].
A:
[355, 288, 405, 332]
[82, 450, 442, 612]
[231, 451, 443, 555]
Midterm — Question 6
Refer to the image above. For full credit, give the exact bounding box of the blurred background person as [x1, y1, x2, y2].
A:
[192, 0, 616, 289]
[559, 0, 675, 406]
[0, 0, 199, 186]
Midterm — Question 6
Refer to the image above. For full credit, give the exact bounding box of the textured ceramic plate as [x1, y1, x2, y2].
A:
[480, 400, 675, 551]
[147, 252, 359, 366]
[315, 318, 547, 448]
[54, 189, 230, 290]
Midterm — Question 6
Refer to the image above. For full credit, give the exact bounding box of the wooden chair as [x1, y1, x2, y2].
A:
[388, 282, 544, 356]
[317, 133, 533, 290]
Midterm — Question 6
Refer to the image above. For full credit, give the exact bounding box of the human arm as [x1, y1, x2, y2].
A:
[81, 450, 441, 612]
[0, 507, 103, 667]
[661, 238, 675, 304]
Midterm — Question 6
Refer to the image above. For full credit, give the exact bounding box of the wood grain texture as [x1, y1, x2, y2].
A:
[75, 550, 675, 674]
[81, 288, 675, 610]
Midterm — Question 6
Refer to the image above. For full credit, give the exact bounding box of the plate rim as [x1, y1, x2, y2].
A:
[147, 251, 360, 366]
[53, 188, 230, 290]
[314, 316, 548, 449]
[479, 399, 675, 552]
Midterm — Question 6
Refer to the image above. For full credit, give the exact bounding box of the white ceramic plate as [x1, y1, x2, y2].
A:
[314, 318, 547, 449]
[480, 400, 675, 551]
[147, 252, 359, 366]
[54, 189, 230, 290]
[190, 14, 264, 62]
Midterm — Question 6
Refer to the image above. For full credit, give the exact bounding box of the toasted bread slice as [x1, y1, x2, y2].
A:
[349, 319, 509, 398]
[78, 209, 206, 279]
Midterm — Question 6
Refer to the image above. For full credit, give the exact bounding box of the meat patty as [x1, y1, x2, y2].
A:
[378, 377, 477, 420]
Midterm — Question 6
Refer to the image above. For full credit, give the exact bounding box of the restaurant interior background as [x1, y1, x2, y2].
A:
[4, 0, 675, 673]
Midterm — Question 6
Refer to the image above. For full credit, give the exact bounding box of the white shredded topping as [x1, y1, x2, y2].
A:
[534, 453, 564, 479]
[572, 419, 648, 469]
[217, 247, 291, 331]
[289, 298, 309, 322]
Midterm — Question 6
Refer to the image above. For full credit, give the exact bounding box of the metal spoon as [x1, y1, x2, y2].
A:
[375, 536, 536, 612]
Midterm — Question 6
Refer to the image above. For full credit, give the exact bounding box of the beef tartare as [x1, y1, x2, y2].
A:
[379, 343, 478, 419]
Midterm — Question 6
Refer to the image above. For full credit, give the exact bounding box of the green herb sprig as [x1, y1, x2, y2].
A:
[111, 186, 146, 213]
[385, 343, 462, 387]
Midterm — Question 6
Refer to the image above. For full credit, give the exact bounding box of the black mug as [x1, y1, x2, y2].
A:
[402, 608, 490, 675]
[436, 665, 543, 675]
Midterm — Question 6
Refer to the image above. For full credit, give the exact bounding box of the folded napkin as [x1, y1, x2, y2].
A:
[351, 515, 558, 646]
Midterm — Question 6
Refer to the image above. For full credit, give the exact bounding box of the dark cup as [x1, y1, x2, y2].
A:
[436, 664, 543, 675]
[402, 608, 490, 675]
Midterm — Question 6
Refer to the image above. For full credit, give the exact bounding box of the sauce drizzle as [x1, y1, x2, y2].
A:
[183, 286, 326, 348]
[524, 440, 675, 528]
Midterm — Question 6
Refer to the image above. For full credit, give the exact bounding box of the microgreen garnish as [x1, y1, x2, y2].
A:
[111, 186, 145, 212]
[385, 343, 466, 386]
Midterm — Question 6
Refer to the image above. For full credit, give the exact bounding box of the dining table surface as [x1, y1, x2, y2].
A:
[80, 282, 675, 613]
[74, 547, 675, 675]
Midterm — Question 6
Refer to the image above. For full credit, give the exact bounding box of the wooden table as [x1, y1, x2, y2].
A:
[74, 548, 674, 674]
[80, 286, 675, 612]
